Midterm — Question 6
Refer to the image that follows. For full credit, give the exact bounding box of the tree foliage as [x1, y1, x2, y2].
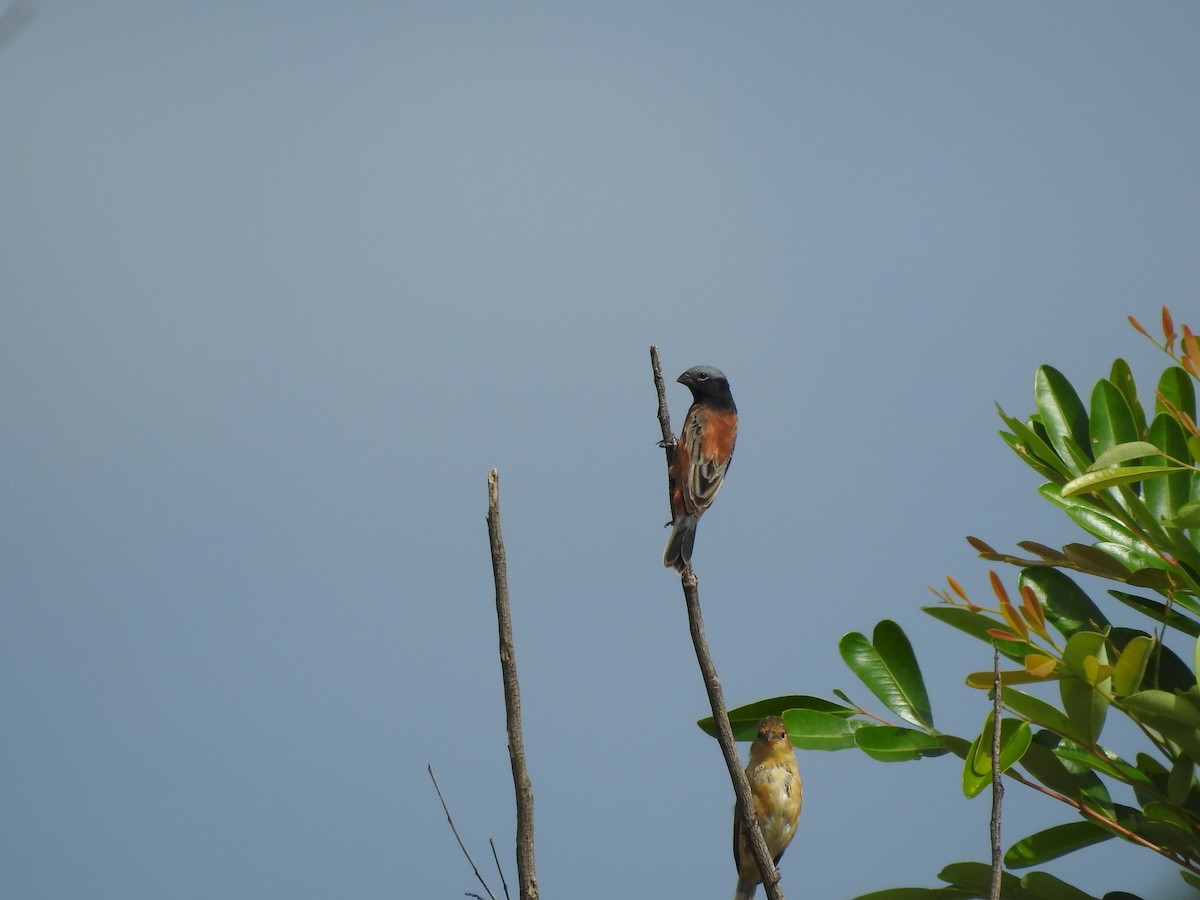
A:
[700, 308, 1200, 899]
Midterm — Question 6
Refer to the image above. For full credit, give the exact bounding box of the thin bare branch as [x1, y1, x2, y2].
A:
[488, 838, 511, 900]
[989, 645, 1004, 900]
[650, 347, 785, 900]
[650, 345, 677, 516]
[487, 470, 538, 900]
[427, 765, 498, 900]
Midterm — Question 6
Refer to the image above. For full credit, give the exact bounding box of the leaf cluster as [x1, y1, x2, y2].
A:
[702, 308, 1200, 898]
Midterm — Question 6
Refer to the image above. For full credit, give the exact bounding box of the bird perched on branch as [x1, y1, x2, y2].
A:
[663, 365, 738, 572]
[734, 715, 802, 900]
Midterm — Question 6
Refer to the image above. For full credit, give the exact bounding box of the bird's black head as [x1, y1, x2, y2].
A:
[677, 365, 735, 410]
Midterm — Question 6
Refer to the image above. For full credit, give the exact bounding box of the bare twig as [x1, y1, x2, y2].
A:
[489, 838, 511, 900]
[989, 645, 1004, 900]
[650, 347, 784, 900]
[487, 470, 538, 900]
[650, 345, 678, 516]
[428, 765, 498, 900]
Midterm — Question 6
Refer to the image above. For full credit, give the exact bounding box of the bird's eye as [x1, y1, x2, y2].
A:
[697, 372, 709, 380]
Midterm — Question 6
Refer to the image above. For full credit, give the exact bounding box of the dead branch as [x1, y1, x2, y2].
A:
[488, 469, 538, 900]
[650, 347, 785, 900]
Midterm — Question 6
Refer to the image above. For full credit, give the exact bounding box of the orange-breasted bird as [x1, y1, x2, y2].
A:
[733, 715, 802, 900]
[663, 365, 738, 572]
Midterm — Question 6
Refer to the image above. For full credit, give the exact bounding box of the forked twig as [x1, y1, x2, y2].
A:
[428, 765, 498, 900]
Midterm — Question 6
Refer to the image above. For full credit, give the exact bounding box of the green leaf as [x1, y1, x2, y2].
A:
[1167, 752, 1195, 804]
[1124, 689, 1200, 727]
[1131, 752, 1169, 809]
[1061, 464, 1186, 498]
[1019, 871, 1106, 900]
[1109, 358, 1146, 435]
[933, 863, 1116, 900]
[1111, 635, 1154, 696]
[1158, 365, 1197, 420]
[1137, 802, 1197, 855]
[935, 861, 1002, 892]
[839, 621, 934, 729]
[965, 669, 1057, 689]
[1059, 631, 1111, 746]
[964, 714, 1032, 797]
[1036, 365, 1092, 474]
[849, 888, 976, 900]
[1144, 412, 1193, 524]
[1004, 689, 1077, 740]
[1049, 737, 1135, 783]
[934, 732, 974, 759]
[922, 605, 1036, 662]
[1004, 821, 1112, 869]
[781, 709, 864, 751]
[1061, 543, 1133, 580]
[1089, 379, 1139, 461]
[1039, 484, 1143, 549]
[971, 714, 1033, 775]
[1000, 430, 1068, 483]
[1167, 499, 1200, 528]
[999, 719, 1034, 771]
[1123, 690, 1200, 758]
[1019, 568, 1109, 639]
[997, 403, 1073, 480]
[1090, 441, 1163, 469]
[698, 694, 853, 738]
[1108, 590, 1200, 637]
[854, 725, 948, 762]
[961, 732, 988, 798]
[936, 863, 1046, 898]
[1110, 631, 1196, 693]
[1019, 731, 1114, 818]
[1093, 542, 1168, 576]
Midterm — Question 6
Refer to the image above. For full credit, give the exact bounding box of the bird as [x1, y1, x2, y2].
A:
[662, 365, 738, 572]
[733, 715, 802, 900]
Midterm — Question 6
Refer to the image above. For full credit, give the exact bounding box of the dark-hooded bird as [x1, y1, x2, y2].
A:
[663, 365, 738, 572]
[733, 716, 802, 900]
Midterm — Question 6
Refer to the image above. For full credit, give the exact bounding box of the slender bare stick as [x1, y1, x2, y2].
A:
[428, 765, 498, 900]
[650, 345, 678, 516]
[487, 470, 538, 900]
[989, 645, 1004, 900]
[489, 838, 512, 900]
[650, 347, 784, 900]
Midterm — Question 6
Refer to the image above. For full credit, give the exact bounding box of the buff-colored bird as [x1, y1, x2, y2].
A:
[733, 716, 802, 900]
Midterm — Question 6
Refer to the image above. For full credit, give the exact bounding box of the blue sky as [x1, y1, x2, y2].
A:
[4, 3, 1200, 898]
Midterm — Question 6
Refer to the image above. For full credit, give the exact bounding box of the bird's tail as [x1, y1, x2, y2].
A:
[662, 515, 698, 572]
[733, 879, 757, 900]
